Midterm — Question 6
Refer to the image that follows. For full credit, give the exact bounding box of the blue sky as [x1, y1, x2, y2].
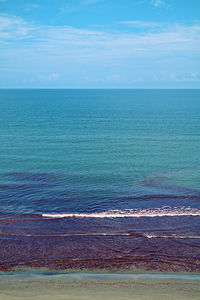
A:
[0, 0, 200, 88]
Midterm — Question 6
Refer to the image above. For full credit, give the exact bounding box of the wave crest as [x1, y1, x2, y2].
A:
[42, 206, 200, 219]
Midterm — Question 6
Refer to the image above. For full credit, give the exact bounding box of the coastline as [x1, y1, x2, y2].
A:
[1, 270, 200, 300]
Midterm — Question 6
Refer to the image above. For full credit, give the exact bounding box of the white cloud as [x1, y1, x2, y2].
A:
[0, 14, 200, 87]
[1, 14, 199, 51]
[169, 72, 200, 82]
[107, 74, 120, 81]
[60, 0, 103, 13]
[119, 20, 163, 28]
[38, 73, 60, 81]
[0, 15, 33, 40]
[32, 4, 40, 8]
[151, 0, 165, 7]
[60, 4, 77, 13]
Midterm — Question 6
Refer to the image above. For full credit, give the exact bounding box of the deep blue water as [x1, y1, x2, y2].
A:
[0, 89, 199, 271]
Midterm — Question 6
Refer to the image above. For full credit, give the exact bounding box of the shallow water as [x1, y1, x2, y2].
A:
[1, 273, 200, 300]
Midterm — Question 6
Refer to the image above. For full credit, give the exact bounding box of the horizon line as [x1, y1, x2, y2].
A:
[0, 88, 200, 90]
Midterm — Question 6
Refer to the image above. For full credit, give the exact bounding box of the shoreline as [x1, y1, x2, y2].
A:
[1, 270, 200, 300]
[1, 270, 200, 280]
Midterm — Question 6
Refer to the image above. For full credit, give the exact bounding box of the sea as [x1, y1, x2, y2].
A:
[0, 89, 200, 272]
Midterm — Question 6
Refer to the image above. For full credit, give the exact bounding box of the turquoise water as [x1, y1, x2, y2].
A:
[0, 89, 200, 271]
[1, 272, 200, 280]
[0, 89, 200, 213]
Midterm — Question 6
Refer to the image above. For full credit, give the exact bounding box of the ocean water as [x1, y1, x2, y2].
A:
[0, 89, 200, 272]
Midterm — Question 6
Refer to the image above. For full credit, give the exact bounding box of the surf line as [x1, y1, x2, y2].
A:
[42, 208, 200, 219]
[0, 232, 199, 239]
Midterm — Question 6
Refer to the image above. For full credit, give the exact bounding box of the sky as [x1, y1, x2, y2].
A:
[0, 0, 200, 88]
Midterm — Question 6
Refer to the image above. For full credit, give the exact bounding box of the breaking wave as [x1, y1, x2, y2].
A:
[42, 206, 200, 219]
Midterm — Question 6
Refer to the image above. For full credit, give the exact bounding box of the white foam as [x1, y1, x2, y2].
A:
[143, 233, 200, 239]
[42, 207, 200, 219]
[1, 232, 199, 239]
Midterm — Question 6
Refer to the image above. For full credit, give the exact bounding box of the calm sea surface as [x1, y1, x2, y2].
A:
[0, 89, 200, 271]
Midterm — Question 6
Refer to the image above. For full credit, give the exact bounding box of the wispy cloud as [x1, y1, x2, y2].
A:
[60, 4, 77, 13]
[30, 4, 40, 9]
[24, 4, 40, 12]
[1, 14, 199, 46]
[0, 15, 33, 40]
[119, 20, 163, 28]
[38, 73, 60, 81]
[151, 0, 165, 7]
[107, 74, 120, 81]
[0, 14, 200, 87]
[169, 72, 200, 82]
[60, 0, 103, 13]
